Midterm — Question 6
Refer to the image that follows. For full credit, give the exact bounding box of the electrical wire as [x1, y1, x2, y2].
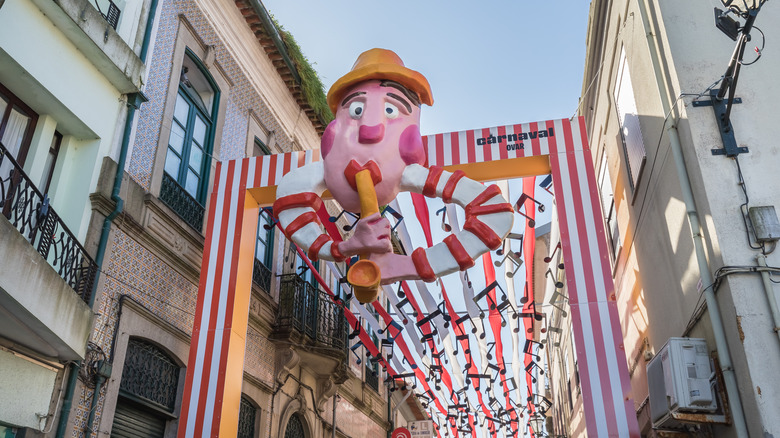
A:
[740, 25, 765, 66]
[733, 155, 766, 252]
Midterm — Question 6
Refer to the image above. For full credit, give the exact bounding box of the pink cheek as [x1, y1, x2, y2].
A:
[320, 121, 336, 158]
[399, 124, 426, 166]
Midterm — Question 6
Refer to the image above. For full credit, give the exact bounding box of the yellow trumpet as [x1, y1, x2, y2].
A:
[346, 169, 382, 303]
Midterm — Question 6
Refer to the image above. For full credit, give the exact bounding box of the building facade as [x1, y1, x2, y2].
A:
[0, 0, 424, 436]
[542, 0, 780, 437]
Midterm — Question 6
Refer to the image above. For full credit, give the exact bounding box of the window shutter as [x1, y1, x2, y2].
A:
[614, 49, 646, 192]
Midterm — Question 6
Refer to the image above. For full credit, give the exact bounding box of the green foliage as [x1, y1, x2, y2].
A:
[272, 18, 334, 126]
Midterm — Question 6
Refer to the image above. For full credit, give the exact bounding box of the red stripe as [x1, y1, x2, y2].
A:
[467, 202, 513, 217]
[272, 192, 323, 216]
[466, 184, 501, 211]
[412, 248, 436, 282]
[179, 163, 223, 436]
[442, 170, 465, 204]
[282, 150, 292, 177]
[284, 211, 320, 238]
[463, 216, 502, 250]
[466, 130, 476, 164]
[253, 155, 263, 188]
[481, 128, 492, 162]
[330, 241, 346, 262]
[450, 131, 461, 165]
[308, 234, 331, 261]
[194, 160, 236, 436]
[267, 154, 278, 186]
[423, 166, 444, 198]
[435, 133, 445, 166]
[298, 151, 306, 169]
[211, 160, 250, 436]
[530, 121, 541, 157]
[443, 234, 474, 270]
[497, 125, 509, 160]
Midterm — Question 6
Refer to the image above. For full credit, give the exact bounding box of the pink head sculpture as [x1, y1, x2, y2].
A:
[273, 49, 513, 303]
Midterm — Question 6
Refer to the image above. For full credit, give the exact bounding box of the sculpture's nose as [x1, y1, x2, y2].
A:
[358, 124, 385, 144]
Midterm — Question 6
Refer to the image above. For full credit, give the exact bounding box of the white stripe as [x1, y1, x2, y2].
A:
[458, 130, 468, 165]
[442, 132, 452, 166]
[260, 155, 270, 187]
[185, 163, 229, 434]
[426, 135, 438, 166]
[274, 155, 285, 183]
[203, 159, 244, 433]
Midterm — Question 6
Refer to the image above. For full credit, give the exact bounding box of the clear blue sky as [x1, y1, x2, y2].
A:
[263, 0, 592, 136]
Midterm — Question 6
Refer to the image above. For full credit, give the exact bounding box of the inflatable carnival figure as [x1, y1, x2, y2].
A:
[273, 49, 514, 303]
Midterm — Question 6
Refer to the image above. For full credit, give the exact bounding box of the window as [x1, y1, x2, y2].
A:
[614, 47, 646, 194]
[40, 131, 61, 194]
[598, 152, 621, 262]
[253, 209, 275, 293]
[283, 414, 305, 438]
[160, 50, 219, 231]
[237, 395, 257, 438]
[0, 83, 38, 169]
[112, 338, 181, 437]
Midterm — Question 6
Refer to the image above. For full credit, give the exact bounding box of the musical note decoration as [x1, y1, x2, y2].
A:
[514, 193, 545, 228]
[539, 174, 554, 197]
[380, 204, 404, 232]
[435, 206, 452, 232]
[329, 209, 360, 231]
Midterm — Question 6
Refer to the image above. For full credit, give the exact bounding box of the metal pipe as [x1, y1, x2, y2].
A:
[637, 1, 749, 436]
[756, 255, 780, 343]
[54, 362, 79, 438]
[85, 373, 107, 436]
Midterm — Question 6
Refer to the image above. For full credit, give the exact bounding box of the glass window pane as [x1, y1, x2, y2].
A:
[189, 145, 203, 173]
[164, 149, 181, 177]
[1, 106, 31, 156]
[168, 122, 185, 154]
[185, 170, 199, 196]
[193, 115, 206, 146]
[174, 94, 190, 124]
[0, 96, 8, 119]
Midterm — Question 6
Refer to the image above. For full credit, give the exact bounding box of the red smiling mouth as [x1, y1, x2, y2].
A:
[343, 159, 383, 191]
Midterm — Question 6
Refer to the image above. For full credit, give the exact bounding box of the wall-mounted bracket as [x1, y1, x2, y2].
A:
[692, 91, 748, 156]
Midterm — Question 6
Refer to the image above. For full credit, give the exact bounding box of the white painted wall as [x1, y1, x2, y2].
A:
[0, 0, 126, 239]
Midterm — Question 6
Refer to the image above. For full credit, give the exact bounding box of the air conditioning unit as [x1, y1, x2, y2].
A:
[647, 337, 717, 429]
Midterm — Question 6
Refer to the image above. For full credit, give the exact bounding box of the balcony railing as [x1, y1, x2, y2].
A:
[252, 259, 272, 293]
[365, 365, 380, 392]
[159, 173, 204, 232]
[275, 274, 347, 352]
[0, 142, 97, 304]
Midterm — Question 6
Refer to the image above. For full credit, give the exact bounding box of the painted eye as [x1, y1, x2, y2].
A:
[384, 102, 399, 119]
[349, 101, 364, 119]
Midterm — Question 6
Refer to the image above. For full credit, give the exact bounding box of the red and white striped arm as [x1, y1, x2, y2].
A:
[273, 161, 346, 262]
[400, 164, 513, 281]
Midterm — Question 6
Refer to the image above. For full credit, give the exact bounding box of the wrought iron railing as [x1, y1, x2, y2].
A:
[159, 173, 204, 232]
[252, 259, 272, 293]
[92, 0, 121, 29]
[365, 365, 380, 392]
[0, 142, 97, 304]
[276, 274, 347, 352]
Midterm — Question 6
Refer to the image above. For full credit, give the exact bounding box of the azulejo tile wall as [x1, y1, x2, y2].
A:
[128, 0, 294, 191]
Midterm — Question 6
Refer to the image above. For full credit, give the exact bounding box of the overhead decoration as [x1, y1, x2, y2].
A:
[273, 48, 514, 303]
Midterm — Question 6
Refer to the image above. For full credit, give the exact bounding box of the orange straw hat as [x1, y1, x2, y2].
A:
[327, 48, 433, 114]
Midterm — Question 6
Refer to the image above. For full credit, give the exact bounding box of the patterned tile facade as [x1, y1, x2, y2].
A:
[128, 0, 294, 190]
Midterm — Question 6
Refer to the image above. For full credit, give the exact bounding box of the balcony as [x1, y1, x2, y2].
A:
[252, 259, 272, 293]
[0, 141, 95, 360]
[272, 274, 347, 360]
[159, 173, 205, 232]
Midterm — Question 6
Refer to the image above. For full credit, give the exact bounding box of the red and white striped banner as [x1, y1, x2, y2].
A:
[179, 117, 639, 437]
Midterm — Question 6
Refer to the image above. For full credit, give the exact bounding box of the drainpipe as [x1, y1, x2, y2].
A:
[756, 255, 780, 343]
[332, 393, 337, 438]
[637, 1, 749, 436]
